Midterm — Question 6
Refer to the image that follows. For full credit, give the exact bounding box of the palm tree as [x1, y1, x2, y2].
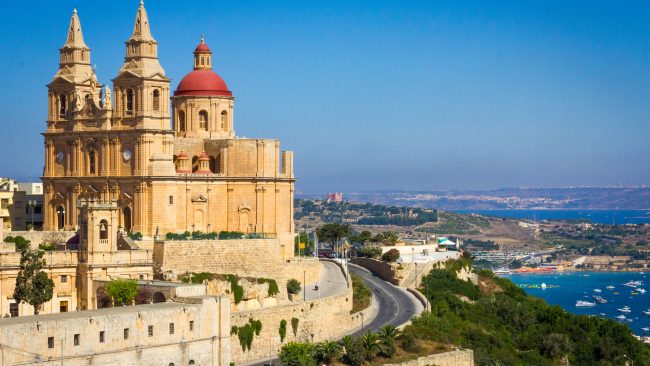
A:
[340, 335, 354, 355]
[316, 340, 341, 363]
[361, 331, 381, 361]
[378, 325, 399, 358]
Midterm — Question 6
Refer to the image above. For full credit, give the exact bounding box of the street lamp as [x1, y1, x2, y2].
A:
[360, 312, 364, 332]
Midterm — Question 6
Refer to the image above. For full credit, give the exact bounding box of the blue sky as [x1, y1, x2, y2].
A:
[1, 0, 649, 192]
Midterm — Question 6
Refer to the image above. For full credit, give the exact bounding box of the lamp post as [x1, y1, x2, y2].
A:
[303, 270, 306, 301]
[360, 312, 364, 332]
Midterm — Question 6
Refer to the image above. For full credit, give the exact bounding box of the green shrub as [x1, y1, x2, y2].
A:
[227, 275, 244, 304]
[291, 317, 299, 336]
[279, 319, 287, 342]
[287, 279, 301, 295]
[237, 324, 254, 352]
[105, 278, 139, 306]
[14, 236, 30, 251]
[279, 342, 316, 366]
[343, 337, 365, 366]
[258, 278, 280, 297]
[400, 328, 419, 353]
[38, 243, 56, 251]
[357, 246, 383, 259]
[3, 236, 15, 243]
[249, 318, 262, 336]
[381, 248, 400, 262]
[128, 232, 143, 240]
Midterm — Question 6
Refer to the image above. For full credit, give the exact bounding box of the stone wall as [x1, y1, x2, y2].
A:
[3, 230, 76, 249]
[153, 239, 320, 290]
[0, 296, 231, 366]
[230, 286, 358, 365]
[384, 349, 474, 366]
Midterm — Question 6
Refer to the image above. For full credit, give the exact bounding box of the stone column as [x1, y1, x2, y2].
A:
[100, 138, 109, 176]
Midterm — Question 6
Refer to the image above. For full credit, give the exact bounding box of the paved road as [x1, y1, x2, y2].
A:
[303, 261, 348, 301]
[348, 264, 422, 336]
[248, 262, 422, 366]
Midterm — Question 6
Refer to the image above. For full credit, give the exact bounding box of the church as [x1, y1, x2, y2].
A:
[42, 2, 296, 247]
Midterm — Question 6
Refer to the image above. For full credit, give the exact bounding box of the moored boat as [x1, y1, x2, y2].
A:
[576, 300, 596, 307]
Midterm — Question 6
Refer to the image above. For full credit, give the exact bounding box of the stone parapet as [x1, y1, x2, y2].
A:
[383, 349, 474, 366]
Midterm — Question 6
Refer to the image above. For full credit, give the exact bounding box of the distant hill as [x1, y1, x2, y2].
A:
[297, 187, 650, 210]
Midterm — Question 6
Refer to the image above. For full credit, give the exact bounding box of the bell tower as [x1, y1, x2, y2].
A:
[46, 8, 102, 130]
[112, 0, 170, 130]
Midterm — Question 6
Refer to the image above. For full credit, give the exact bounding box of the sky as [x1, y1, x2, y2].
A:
[0, 0, 649, 193]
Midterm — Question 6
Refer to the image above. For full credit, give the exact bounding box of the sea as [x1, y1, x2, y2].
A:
[452, 209, 650, 225]
[506, 271, 650, 336]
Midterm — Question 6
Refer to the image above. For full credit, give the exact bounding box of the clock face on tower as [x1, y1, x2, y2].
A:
[56, 151, 65, 163]
[122, 149, 132, 161]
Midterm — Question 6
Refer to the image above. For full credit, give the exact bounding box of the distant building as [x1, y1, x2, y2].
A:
[326, 192, 343, 203]
[0, 178, 27, 231]
[17, 182, 43, 229]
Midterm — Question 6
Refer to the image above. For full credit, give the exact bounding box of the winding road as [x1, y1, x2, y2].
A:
[348, 263, 423, 336]
[248, 262, 422, 365]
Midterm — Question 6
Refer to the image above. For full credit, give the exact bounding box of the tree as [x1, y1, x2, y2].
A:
[349, 230, 373, 245]
[361, 331, 381, 361]
[13, 249, 54, 315]
[287, 279, 301, 295]
[315, 340, 341, 364]
[378, 325, 399, 358]
[105, 278, 139, 306]
[279, 342, 317, 366]
[316, 223, 351, 245]
[382, 248, 401, 262]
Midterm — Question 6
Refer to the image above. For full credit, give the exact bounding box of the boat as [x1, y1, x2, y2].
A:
[613, 292, 620, 295]
[624, 281, 642, 288]
[632, 292, 639, 296]
[593, 289, 602, 293]
[638, 288, 646, 294]
[541, 283, 547, 289]
[626, 319, 633, 322]
[592, 296, 607, 304]
[642, 327, 650, 332]
[576, 300, 596, 307]
[643, 310, 650, 316]
[606, 285, 615, 290]
[616, 315, 626, 320]
[618, 306, 632, 313]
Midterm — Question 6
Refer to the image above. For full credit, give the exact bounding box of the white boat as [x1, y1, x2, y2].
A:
[643, 310, 650, 316]
[642, 327, 649, 332]
[616, 315, 626, 320]
[624, 281, 642, 288]
[593, 289, 602, 293]
[541, 283, 547, 289]
[576, 300, 596, 307]
[637, 288, 646, 294]
[618, 306, 632, 313]
[607, 286, 615, 290]
[626, 319, 633, 322]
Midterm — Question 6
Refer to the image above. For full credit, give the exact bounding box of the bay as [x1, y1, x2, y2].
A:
[453, 209, 650, 225]
[506, 271, 650, 335]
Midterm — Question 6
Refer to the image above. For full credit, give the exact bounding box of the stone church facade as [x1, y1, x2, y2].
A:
[42, 3, 295, 249]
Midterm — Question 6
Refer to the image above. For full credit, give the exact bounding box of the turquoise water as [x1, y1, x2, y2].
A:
[453, 209, 650, 225]
[506, 271, 650, 335]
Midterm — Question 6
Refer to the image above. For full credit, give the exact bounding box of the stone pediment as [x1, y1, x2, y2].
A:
[146, 72, 170, 81]
[48, 75, 74, 87]
[191, 194, 208, 203]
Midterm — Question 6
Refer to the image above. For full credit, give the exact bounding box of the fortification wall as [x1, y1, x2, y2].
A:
[384, 349, 474, 366]
[153, 239, 320, 286]
[230, 286, 359, 365]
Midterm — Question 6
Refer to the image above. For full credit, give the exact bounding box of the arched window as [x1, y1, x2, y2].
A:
[152, 89, 160, 111]
[189, 361, 196, 366]
[220, 111, 227, 130]
[99, 219, 108, 240]
[123, 207, 132, 232]
[199, 110, 208, 131]
[192, 156, 199, 173]
[59, 94, 67, 116]
[209, 156, 217, 174]
[178, 111, 186, 132]
[56, 206, 65, 230]
[200, 57, 204, 66]
[126, 89, 134, 113]
[89, 150, 96, 174]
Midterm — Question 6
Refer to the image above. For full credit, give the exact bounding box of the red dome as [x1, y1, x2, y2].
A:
[198, 151, 209, 160]
[175, 69, 232, 97]
[195, 43, 211, 53]
[177, 150, 188, 159]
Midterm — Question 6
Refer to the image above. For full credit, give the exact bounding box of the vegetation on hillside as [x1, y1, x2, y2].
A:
[295, 199, 437, 226]
[351, 274, 371, 314]
[410, 258, 650, 365]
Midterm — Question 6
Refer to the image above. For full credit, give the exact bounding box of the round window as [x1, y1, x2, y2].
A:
[122, 149, 132, 161]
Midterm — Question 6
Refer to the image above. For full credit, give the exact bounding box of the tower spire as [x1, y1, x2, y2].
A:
[64, 8, 88, 49]
[130, 0, 154, 41]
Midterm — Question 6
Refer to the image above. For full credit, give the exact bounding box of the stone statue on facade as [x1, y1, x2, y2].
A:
[103, 85, 112, 110]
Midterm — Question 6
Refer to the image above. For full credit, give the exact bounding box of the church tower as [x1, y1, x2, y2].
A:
[112, 0, 170, 130]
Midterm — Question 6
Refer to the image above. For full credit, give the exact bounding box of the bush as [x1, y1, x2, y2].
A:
[3, 236, 15, 243]
[258, 278, 280, 297]
[128, 232, 143, 240]
[357, 246, 383, 259]
[291, 317, 299, 336]
[342, 337, 365, 366]
[400, 328, 419, 353]
[105, 278, 139, 306]
[351, 274, 371, 313]
[287, 279, 301, 295]
[381, 248, 400, 262]
[14, 236, 30, 251]
[279, 319, 287, 342]
[279, 342, 316, 366]
[226, 275, 244, 304]
[38, 243, 56, 251]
